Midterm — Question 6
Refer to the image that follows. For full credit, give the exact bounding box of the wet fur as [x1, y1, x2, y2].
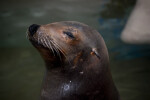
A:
[28, 21, 120, 100]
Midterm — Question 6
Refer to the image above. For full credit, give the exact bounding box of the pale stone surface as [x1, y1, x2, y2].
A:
[121, 0, 150, 44]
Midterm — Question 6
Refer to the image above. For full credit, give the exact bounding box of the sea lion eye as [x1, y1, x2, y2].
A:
[63, 31, 75, 39]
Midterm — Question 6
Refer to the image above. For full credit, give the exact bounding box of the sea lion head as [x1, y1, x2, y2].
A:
[27, 21, 109, 71]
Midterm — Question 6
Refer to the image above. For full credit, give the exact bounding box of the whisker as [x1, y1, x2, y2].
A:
[52, 40, 72, 65]
[52, 40, 66, 56]
[51, 41, 63, 54]
[43, 38, 50, 48]
[40, 38, 54, 56]
[41, 38, 47, 47]
[46, 37, 55, 56]
[50, 40, 64, 57]
[43, 36, 71, 65]
[52, 43, 62, 61]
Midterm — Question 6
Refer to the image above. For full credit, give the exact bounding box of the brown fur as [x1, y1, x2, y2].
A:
[28, 21, 120, 100]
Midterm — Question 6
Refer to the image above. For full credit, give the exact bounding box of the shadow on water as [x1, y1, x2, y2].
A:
[0, 0, 150, 100]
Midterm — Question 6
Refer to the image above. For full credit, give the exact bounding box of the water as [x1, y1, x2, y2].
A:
[0, 0, 150, 100]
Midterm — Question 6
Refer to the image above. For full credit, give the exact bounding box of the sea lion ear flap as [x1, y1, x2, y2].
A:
[91, 48, 101, 59]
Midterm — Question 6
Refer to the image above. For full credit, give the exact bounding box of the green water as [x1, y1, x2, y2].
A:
[0, 0, 150, 100]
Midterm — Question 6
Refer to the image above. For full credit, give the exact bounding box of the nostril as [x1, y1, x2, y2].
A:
[28, 24, 40, 36]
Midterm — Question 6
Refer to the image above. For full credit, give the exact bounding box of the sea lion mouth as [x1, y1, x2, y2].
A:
[29, 38, 47, 49]
[27, 31, 66, 60]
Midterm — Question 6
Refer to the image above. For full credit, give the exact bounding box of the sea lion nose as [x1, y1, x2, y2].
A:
[28, 24, 40, 36]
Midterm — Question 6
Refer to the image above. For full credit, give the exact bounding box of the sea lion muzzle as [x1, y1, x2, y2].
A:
[28, 24, 40, 36]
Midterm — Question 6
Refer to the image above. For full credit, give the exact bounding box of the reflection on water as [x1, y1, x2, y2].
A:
[0, 0, 150, 100]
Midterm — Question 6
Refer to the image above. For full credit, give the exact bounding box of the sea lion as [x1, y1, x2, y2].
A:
[27, 21, 120, 100]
